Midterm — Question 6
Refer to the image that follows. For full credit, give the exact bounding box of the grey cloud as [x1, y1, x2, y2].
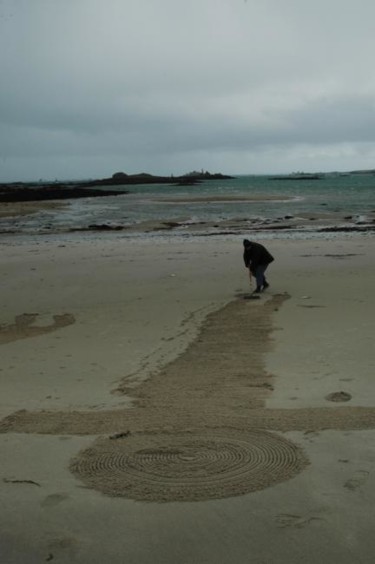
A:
[2, 0, 375, 180]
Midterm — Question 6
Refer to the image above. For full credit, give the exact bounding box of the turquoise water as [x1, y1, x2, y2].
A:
[1, 174, 375, 237]
[73, 174, 375, 227]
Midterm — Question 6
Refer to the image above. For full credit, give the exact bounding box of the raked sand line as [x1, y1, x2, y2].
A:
[2, 406, 375, 436]
[1, 295, 375, 502]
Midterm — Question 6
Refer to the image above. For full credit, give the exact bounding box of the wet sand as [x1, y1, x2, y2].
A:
[0, 201, 66, 218]
[0, 234, 375, 562]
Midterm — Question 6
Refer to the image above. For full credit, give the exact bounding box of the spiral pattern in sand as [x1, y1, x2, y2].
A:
[70, 428, 308, 502]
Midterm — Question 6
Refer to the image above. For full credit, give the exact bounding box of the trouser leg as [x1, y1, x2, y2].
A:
[255, 264, 268, 289]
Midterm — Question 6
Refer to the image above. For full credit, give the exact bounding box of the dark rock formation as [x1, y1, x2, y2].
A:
[319, 225, 375, 232]
[0, 184, 126, 202]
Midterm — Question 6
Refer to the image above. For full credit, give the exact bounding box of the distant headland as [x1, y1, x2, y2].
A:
[0, 171, 233, 202]
[88, 170, 233, 187]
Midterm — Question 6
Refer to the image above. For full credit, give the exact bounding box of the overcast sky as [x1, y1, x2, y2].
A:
[1, 0, 375, 181]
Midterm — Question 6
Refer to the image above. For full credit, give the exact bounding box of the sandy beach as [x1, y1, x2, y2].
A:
[1, 232, 375, 563]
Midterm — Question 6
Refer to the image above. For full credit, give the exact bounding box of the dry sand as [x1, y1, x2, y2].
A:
[0, 233, 375, 562]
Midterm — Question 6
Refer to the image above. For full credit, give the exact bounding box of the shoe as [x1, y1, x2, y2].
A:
[254, 286, 262, 293]
[263, 281, 269, 290]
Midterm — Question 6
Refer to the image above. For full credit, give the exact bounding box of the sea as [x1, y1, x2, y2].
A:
[1, 173, 375, 241]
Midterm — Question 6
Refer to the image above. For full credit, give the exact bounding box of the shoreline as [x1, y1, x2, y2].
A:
[2, 179, 375, 237]
[1, 210, 375, 237]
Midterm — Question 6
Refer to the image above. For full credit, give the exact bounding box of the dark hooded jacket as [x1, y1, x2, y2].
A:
[243, 241, 274, 274]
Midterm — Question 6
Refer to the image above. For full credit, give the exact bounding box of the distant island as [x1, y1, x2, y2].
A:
[269, 169, 375, 180]
[269, 173, 323, 181]
[84, 170, 233, 187]
[0, 171, 233, 202]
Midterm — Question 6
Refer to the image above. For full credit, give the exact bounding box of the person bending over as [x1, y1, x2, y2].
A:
[243, 239, 274, 293]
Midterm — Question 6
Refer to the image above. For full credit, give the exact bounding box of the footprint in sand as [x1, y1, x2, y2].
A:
[41, 493, 70, 508]
[326, 391, 352, 402]
[275, 514, 324, 528]
[344, 470, 369, 491]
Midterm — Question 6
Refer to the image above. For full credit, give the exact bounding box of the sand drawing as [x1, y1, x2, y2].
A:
[70, 429, 307, 502]
[0, 313, 75, 344]
[1, 295, 375, 502]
